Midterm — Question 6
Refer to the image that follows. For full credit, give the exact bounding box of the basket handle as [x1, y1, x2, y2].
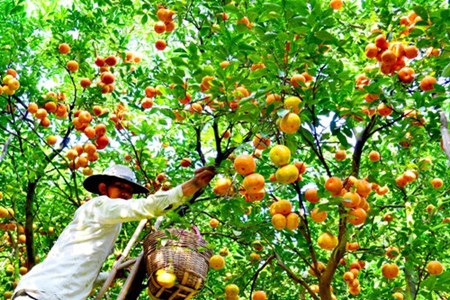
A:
[191, 225, 203, 241]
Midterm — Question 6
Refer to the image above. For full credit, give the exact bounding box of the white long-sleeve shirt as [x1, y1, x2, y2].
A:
[15, 185, 186, 300]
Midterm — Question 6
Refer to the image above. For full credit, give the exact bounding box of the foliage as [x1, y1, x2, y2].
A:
[0, 0, 449, 299]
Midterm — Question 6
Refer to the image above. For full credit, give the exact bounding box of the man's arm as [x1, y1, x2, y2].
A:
[181, 166, 216, 197]
[91, 166, 216, 224]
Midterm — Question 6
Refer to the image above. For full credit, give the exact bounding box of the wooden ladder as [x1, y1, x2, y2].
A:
[95, 217, 164, 300]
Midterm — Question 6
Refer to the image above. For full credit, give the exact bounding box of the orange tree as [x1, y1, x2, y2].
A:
[0, 0, 449, 299]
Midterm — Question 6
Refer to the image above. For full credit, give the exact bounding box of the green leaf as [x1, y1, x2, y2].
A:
[314, 30, 337, 43]
[442, 63, 450, 77]
[413, 5, 428, 20]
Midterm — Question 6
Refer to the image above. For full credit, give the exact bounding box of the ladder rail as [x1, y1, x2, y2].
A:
[96, 216, 164, 299]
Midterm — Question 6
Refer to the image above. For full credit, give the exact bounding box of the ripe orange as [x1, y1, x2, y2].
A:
[80, 78, 91, 88]
[284, 96, 302, 114]
[156, 8, 174, 23]
[348, 285, 361, 295]
[419, 76, 437, 91]
[242, 173, 265, 193]
[346, 242, 360, 251]
[19, 266, 28, 275]
[385, 246, 400, 259]
[18, 234, 26, 243]
[95, 135, 109, 150]
[58, 43, 70, 54]
[83, 126, 96, 139]
[290, 74, 306, 88]
[225, 284, 239, 296]
[347, 208, 367, 226]
[393, 292, 404, 300]
[377, 103, 393, 116]
[376, 185, 389, 196]
[324, 177, 343, 195]
[233, 154, 256, 176]
[426, 47, 441, 57]
[83, 143, 97, 155]
[40, 117, 51, 128]
[220, 60, 230, 69]
[335, 150, 346, 161]
[78, 111, 92, 124]
[252, 291, 267, 300]
[330, 0, 343, 10]
[395, 174, 408, 188]
[275, 164, 299, 184]
[364, 93, 379, 103]
[294, 161, 307, 174]
[308, 261, 326, 277]
[364, 43, 378, 58]
[305, 188, 320, 203]
[280, 112, 301, 134]
[355, 179, 371, 198]
[430, 178, 443, 189]
[213, 178, 234, 196]
[381, 263, 399, 279]
[273, 199, 292, 215]
[154, 21, 166, 33]
[375, 34, 389, 50]
[46, 135, 57, 146]
[311, 207, 327, 222]
[265, 93, 281, 105]
[105, 55, 118, 66]
[94, 123, 107, 137]
[404, 45, 418, 59]
[398, 67, 415, 83]
[165, 21, 175, 32]
[141, 97, 154, 109]
[286, 212, 300, 230]
[368, 150, 381, 162]
[252, 240, 264, 251]
[35, 108, 48, 120]
[66, 60, 79, 72]
[271, 213, 287, 230]
[427, 261, 444, 276]
[252, 134, 270, 150]
[101, 71, 115, 84]
[269, 145, 291, 166]
[343, 271, 355, 282]
[209, 254, 225, 270]
[155, 39, 167, 51]
[6, 68, 17, 77]
[237, 16, 252, 29]
[179, 158, 191, 168]
[403, 170, 417, 183]
[381, 50, 397, 66]
[27, 103, 39, 114]
[0, 206, 10, 218]
[317, 232, 338, 251]
[245, 189, 265, 202]
[341, 192, 361, 208]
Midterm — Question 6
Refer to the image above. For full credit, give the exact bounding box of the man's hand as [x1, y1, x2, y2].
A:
[182, 166, 216, 197]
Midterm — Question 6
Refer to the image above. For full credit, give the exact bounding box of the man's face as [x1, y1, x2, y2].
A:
[107, 181, 134, 200]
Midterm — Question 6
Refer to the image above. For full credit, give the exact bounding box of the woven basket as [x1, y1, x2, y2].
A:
[143, 228, 212, 300]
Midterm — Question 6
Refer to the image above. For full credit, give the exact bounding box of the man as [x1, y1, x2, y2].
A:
[13, 164, 216, 300]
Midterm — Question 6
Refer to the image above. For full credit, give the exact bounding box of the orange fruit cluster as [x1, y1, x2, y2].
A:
[233, 154, 266, 202]
[344, 260, 365, 295]
[270, 199, 300, 230]
[365, 34, 419, 78]
[1, 70, 20, 96]
[27, 92, 69, 128]
[153, 7, 176, 51]
[64, 142, 99, 174]
[323, 176, 377, 226]
[394, 169, 418, 188]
